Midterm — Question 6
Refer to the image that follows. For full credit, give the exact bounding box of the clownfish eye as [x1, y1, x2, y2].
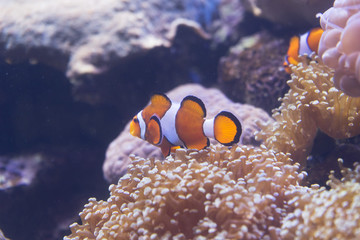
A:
[133, 117, 139, 123]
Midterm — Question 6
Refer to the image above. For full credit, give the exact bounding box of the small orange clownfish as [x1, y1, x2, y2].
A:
[130, 94, 242, 157]
[283, 27, 324, 73]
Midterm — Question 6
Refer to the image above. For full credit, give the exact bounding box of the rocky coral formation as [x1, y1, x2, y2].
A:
[0, 147, 110, 240]
[0, 0, 230, 105]
[281, 160, 360, 239]
[66, 144, 306, 239]
[318, 0, 360, 97]
[0, 0, 214, 79]
[209, 0, 246, 45]
[241, 0, 331, 27]
[0, 63, 122, 153]
[103, 83, 274, 183]
[256, 55, 360, 167]
[218, 31, 289, 113]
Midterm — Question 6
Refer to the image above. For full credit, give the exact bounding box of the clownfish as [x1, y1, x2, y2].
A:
[130, 94, 242, 157]
[283, 27, 324, 73]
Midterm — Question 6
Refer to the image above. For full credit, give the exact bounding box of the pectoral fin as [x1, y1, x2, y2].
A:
[146, 115, 162, 145]
[160, 137, 173, 157]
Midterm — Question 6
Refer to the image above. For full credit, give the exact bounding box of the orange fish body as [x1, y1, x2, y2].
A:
[284, 27, 324, 73]
[130, 94, 242, 156]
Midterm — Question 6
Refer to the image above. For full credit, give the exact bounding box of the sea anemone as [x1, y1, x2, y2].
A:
[65, 145, 305, 239]
[256, 55, 360, 167]
[281, 159, 360, 239]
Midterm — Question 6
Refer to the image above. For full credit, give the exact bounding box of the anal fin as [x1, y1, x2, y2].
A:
[160, 137, 173, 157]
[171, 146, 181, 153]
[186, 137, 209, 150]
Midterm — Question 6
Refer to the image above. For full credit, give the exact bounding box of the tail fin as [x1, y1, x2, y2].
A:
[214, 111, 241, 146]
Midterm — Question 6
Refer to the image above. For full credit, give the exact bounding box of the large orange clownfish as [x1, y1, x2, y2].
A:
[284, 27, 324, 73]
[130, 94, 242, 157]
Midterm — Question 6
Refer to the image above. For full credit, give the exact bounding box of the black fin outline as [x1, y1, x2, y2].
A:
[180, 95, 207, 117]
[215, 111, 242, 146]
[150, 93, 172, 106]
[181, 137, 209, 150]
[150, 92, 172, 109]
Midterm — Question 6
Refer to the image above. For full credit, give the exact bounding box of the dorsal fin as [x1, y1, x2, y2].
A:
[180, 95, 206, 118]
[150, 93, 172, 107]
[142, 93, 172, 122]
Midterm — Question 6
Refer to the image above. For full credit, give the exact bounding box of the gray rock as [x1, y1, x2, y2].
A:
[0, 0, 217, 87]
[241, 0, 332, 27]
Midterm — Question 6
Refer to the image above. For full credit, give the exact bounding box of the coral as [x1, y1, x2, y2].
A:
[337, 159, 360, 183]
[256, 55, 360, 167]
[218, 31, 289, 113]
[104, 130, 163, 183]
[103, 83, 274, 183]
[0, 147, 108, 240]
[66, 144, 306, 239]
[241, 0, 331, 27]
[281, 181, 360, 239]
[0, 0, 215, 80]
[318, 0, 360, 96]
[210, 0, 246, 44]
[305, 140, 360, 186]
[0, 0, 223, 104]
[281, 160, 360, 239]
